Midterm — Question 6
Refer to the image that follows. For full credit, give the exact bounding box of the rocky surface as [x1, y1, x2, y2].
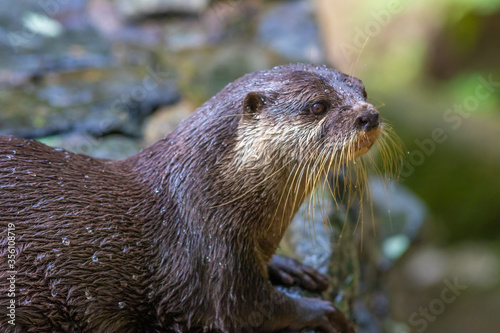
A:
[258, 0, 325, 63]
[118, 0, 210, 20]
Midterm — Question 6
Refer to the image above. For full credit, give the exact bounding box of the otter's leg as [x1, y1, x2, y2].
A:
[256, 290, 356, 333]
[268, 254, 329, 292]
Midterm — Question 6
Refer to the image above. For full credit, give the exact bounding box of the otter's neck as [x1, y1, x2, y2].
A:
[127, 108, 312, 262]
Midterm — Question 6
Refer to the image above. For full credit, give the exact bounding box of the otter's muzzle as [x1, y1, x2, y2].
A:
[353, 103, 379, 131]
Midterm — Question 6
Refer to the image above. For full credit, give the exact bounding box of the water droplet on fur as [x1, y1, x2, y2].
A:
[47, 262, 55, 271]
[86, 226, 93, 233]
[51, 289, 57, 297]
[160, 206, 166, 214]
[92, 254, 99, 262]
[85, 289, 92, 299]
[324, 89, 330, 93]
[132, 274, 137, 280]
[62, 237, 70, 246]
[253, 114, 260, 120]
[118, 302, 126, 309]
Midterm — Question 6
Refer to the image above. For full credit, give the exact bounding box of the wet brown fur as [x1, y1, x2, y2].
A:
[0, 64, 378, 332]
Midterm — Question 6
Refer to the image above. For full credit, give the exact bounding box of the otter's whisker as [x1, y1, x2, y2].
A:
[271, 160, 301, 232]
[212, 159, 294, 208]
[210, 113, 254, 121]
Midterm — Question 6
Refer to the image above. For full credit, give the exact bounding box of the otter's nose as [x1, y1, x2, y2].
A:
[355, 111, 379, 131]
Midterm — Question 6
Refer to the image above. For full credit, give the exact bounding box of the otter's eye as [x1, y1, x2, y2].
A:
[310, 102, 327, 115]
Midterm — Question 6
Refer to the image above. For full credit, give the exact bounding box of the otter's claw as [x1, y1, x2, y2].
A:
[268, 255, 329, 293]
[289, 297, 356, 333]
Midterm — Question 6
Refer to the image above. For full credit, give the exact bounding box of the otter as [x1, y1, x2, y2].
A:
[0, 63, 382, 332]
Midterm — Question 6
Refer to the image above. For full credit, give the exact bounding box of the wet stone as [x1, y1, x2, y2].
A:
[258, 0, 324, 63]
[118, 0, 210, 21]
[0, 67, 180, 139]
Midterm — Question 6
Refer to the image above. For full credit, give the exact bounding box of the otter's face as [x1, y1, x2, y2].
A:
[235, 65, 381, 170]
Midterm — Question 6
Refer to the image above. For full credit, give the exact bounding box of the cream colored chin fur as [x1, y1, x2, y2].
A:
[233, 117, 325, 172]
[233, 116, 382, 172]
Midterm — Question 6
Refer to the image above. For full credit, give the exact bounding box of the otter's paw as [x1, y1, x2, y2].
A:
[268, 255, 329, 292]
[291, 297, 356, 333]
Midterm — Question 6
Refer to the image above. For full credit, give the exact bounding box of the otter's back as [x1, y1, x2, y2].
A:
[0, 136, 155, 332]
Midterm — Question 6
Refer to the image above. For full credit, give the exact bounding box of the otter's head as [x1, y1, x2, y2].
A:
[234, 63, 382, 178]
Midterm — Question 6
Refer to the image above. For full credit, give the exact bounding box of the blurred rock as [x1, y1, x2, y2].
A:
[143, 100, 194, 146]
[0, 67, 180, 139]
[88, 0, 166, 46]
[118, 0, 209, 20]
[159, 42, 281, 105]
[163, 19, 212, 51]
[403, 244, 500, 289]
[38, 133, 140, 160]
[370, 177, 427, 239]
[280, 188, 334, 272]
[160, 1, 259, 51]
[258, 0, 324, 63]
[389, 242, 500, 333]
[0, 0, 110, 82]
[369, 177, 427, 267]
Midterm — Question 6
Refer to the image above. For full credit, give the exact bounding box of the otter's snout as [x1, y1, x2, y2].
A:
[354, 104, 379, 131]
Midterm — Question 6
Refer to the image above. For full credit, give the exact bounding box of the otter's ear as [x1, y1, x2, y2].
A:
[243, 92, 266, 116]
